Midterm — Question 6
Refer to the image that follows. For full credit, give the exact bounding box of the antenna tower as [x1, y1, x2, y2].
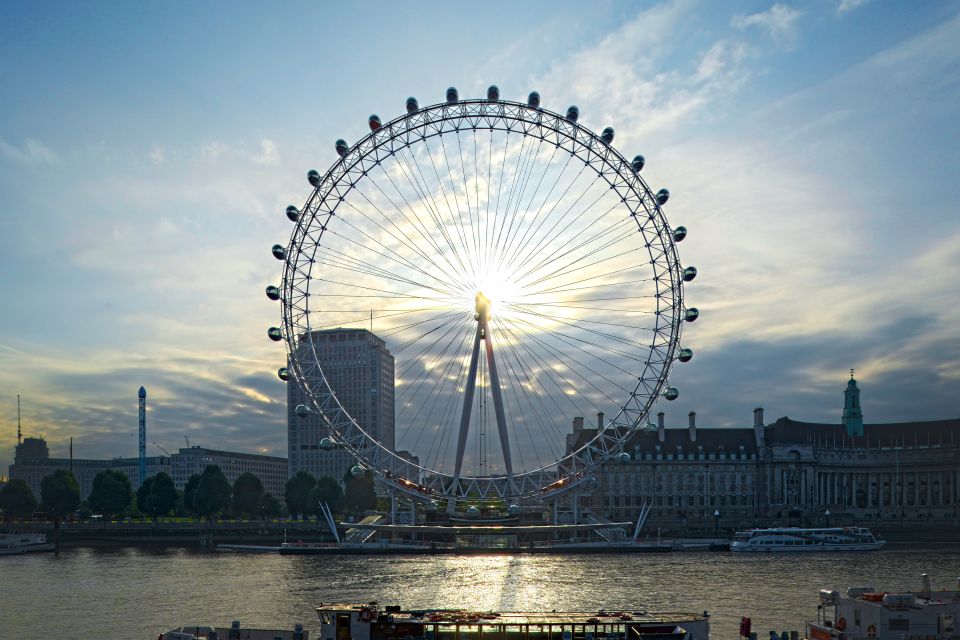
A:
[138, 386, 147, 486]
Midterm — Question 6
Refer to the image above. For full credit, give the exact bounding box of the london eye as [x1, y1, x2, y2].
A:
[266, 86, 698, 510]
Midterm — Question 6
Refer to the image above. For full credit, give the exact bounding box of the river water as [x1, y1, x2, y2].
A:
[1, 547, 958, 639]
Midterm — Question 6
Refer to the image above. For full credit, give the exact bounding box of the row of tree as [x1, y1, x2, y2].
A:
[1, 465, 379, 524]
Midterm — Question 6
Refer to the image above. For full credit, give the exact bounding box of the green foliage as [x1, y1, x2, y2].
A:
[88, 469, 133, 516]
[144, 472, 178, 518]
[258, 492, 286, 518]
[310, 476, 343, 514]
[136, 476, 154, 513]
[40, 469, 81, 520]
[183, 473, 201, 514]
[284, 471, 317, 519]
[193, 465, 232, 518]
[232, 472, 264, 517]
[342, 471, 377, 516]
[0, 479, 38, 521]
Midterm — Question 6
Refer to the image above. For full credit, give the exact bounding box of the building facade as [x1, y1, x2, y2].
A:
[8, 438, 287, 503]
[288, 328, 395, 483]
[171, 446, 287, 498]
[9, 437, 172, 502]
[568, 376, 960, 529]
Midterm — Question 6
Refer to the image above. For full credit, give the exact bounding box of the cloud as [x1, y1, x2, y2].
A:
[837, 0, 869, 15]
[0, 138, 60, 165]
[251, 139, 281, 166]
[732, 4, 802, 48]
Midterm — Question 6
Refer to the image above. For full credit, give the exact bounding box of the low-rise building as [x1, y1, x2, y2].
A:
[171, 446, 287, 498]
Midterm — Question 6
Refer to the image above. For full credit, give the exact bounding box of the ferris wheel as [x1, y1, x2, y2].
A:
[266, 85, 698, 509]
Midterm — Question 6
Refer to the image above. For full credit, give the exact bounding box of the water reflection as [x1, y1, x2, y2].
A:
[2, 548, 957, 639]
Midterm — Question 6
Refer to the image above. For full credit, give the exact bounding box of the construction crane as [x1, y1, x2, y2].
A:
[152, 441, 171, 456]
[184, 434, 190, 448]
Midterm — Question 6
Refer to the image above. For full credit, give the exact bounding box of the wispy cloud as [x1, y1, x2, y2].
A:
[732, 4, 802, 49]
[837, 0, 870, 15]
[0, 138, 60, 165]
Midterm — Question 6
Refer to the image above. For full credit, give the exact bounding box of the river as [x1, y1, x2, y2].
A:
[1, 547, 958, 639]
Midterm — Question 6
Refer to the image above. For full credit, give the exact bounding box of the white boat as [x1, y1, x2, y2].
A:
[316, 603, 710, 640]
[159, 621, 308, 639]
[729, 527, 885, 552]
[0, 532, 55, 555]
[806, 574, 960, 640]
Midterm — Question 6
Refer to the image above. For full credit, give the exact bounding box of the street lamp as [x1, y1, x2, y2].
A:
[825, 509, 831, 528]
[714, 509, 721, 538]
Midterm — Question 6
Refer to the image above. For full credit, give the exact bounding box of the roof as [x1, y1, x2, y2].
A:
[568, 425, 757, 453]
[764, 416, 960, 447]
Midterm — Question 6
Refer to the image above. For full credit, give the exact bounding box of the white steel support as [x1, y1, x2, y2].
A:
[448, 293, 514, 512]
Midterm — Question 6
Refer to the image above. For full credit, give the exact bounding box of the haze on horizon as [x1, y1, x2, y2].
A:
[1, 0, 958, 475]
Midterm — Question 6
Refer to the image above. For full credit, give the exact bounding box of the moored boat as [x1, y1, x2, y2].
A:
[0, 532, 55, 555]
[730, 527, 884, 552]
[806, 574, 960, 640]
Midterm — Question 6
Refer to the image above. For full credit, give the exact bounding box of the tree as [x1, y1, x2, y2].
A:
[310, 476, 343, 515]
[232, 472, 264, 518]
[41, 469, 81, 520]
[136, 476, 155, 513]
[0, 479, 38, 522]
[88, 469, 133, 517]
[41, 469, 81, 551]
[342, 470, 377, 516]
[183, 473, 201, 514]
[258, 492, 286, 519]
[192, 465, 232, 519]
[284, 471, 317, 519]
[144, 472, 177, 519]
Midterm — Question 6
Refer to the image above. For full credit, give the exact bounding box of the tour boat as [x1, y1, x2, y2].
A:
[0, 532, 55, 555]
[729, 527, 885, 552]
[315, 603, 709, 640]
[158, 604, 711, 640]
[806, 574, 960, 640]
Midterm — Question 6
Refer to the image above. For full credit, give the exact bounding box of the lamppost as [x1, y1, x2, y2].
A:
[714, 509, 720, 538]
[825, 509, 831, 528]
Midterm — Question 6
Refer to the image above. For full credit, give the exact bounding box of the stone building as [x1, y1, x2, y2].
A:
[567, 375, 960, 529]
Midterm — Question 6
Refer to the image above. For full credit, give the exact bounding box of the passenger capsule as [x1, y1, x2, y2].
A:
[618, 452, 631, 464]
[632, 155, 645, 173]
[267, 327, 282, 342]
[601, 127, 615, 144]
[265, 285, 280, 301]
[527, 91, 541, 108]
[335, 139, 349, 157]
[677, 348, 694, 363]
[446, 86, 459, 103]
[406, 97, 419, 113]
[487, 85, 500, 101]
[566, 105, 579, 122]
[683, 266, 698, 282]
[684, 307, 700, 322]
[656, 188, 670, 206]
[285, 205, 300, 222]
[307, 170, 321, 187]
[294, 404, 311, 418]
[271, 244, 286, 260]
[277, 367, 290, 381]
[426, 500, 439, 512]
[466, 505, 479, 516]
[350, 464, 365, 477]
[663, 387, 680, 401]
[320, 437, 334, 450]
[673, 226, 687, 242]
[368, 114, 381, 131]
[508, 504, 521, 515]
[644, 421, 658, 432]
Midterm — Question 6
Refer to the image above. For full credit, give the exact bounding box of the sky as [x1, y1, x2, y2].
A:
[2, 0, 959, 477]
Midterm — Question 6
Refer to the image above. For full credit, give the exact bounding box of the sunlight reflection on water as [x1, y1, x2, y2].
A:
[2, 548, 958, 639]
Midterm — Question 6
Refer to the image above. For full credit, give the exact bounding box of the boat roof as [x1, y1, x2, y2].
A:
[316, 604, 704, 625]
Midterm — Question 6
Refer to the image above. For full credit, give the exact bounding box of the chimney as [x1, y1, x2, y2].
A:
[597, 412, 604, 429]
[688, 411, 697, 442]
[657, 411, 665, 443]
[573, 416, 584, 433]
[753, 407, 765, 447]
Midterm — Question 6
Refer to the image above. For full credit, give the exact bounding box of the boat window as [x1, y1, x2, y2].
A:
[854, 610, 860, 627]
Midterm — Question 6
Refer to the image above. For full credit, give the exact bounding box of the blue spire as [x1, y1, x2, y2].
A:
[842, 369, 864, 436]
[138, 386, 147, 398]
